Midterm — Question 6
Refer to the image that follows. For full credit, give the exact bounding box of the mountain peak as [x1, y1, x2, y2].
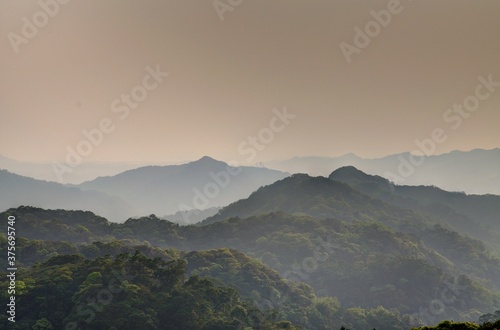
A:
[198, 156, 219, 162]
[201, 172, 363, 225]
[189, 156, 229, 168]
[330, 165, 370, 179]
[339, 152, 361, 159]
[329, 166, 391, 186]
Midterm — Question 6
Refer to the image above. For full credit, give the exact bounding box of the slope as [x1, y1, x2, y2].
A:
[4, 206, 500, 326]
[79, 156, 288, 220]
[329, 166, 500, 252]
[201, 173, 434, 232]
[266, 148, 500, 195]
[0, 170, 134, 222]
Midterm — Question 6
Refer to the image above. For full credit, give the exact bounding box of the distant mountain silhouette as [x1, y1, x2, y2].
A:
[78, 156, 288, 220]
[0, 154, 145, 184]
[3, 148, 499, 194]
[0, 169, 134, 221]
[163, 207, 221, 225]
[265, 148, 500, 195]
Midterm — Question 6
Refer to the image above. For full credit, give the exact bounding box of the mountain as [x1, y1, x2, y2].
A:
[0, 243, 305, 329]
[265, 148, 500, 195]
[0, 157, 288, 223]
[329, 166, 500, 252]
[78, 156, 288, 220]
[4, 206, 500, 327]
[3, 148, 499, 194]
[201, 173, 435, 232]
[0, 170, 134, 221]
[0, 154, 143, 184]
[3, 160, 500, 327]
[162, 206, 221, 225]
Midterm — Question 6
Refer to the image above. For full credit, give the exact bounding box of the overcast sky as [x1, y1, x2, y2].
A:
[1, 0, 499, 165]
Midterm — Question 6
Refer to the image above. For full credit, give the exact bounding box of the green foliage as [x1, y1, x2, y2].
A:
[330, 166, 500, 254]
[0, 252, 293, 329]
[2, 204, 500, 329]
[411, 320, 493, 330]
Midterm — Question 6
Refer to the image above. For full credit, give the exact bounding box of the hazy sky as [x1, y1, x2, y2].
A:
[1, 0, 499, 165]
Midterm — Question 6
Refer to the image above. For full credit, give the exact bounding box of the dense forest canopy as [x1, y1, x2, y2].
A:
[1, 205, 499, 329]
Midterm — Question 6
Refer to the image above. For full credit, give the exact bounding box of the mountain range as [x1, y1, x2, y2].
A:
[0, 154, 143, 184]
[77, 156, 288, 221]
[2, 148, 500, 195]
[1, 150, 499, 226]
[197, 168, 500, 260]
[265, 148, 500, 195]
[2, 154, 500, 328]
[0, 156, 288, 222]
[0, 169, 133, 221]
[329, 166, 500, 251]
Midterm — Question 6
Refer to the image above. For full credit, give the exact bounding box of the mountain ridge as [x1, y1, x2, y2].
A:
[4, 206, 500, 326]
[77, 157, 289, 220]
[329, 166, 500, 252]
[0, 169, 134, 221]
[201, 172, 433, 233]
[265, 148, 500, 195]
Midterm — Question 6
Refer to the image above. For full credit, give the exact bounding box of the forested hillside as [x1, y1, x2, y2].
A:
[330, 166, 500, 252]
[2, 206, 499, 329]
